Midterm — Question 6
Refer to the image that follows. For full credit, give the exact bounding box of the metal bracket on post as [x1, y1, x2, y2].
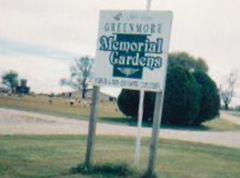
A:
[85, 85, 100, 169]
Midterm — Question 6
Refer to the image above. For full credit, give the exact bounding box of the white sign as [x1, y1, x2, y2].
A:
[94, 10, 173, 91]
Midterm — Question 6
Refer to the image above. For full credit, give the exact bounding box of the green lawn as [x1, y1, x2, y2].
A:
[0, 95, 122, 120]
[228, 111, 240, 117]
[0, 135, 240, 178]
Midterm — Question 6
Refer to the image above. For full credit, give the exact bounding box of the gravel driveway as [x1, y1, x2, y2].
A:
[0, 108, 240, 149]
[221, 111, 240, 125]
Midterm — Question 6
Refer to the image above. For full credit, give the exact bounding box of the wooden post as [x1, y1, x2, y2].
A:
[145, 91, 164, 176]
[85, 85, 100, 169]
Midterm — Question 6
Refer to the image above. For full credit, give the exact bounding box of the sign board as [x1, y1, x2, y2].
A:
[94, 10, 173, 91]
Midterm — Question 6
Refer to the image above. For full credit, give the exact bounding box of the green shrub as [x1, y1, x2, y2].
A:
[117, 89, 139, 119]
[168, 52, 208, 72]
[117, 52, 220, 126]
[193, 71, 220, 124]
[70, 163, 136, 177]
[162, 67, 201, 125]
[117, 67, 202, 126]
[117, 90, 155, 122]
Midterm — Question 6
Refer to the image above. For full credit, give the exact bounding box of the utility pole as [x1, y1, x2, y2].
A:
[134, 0, 153, 168]
[145, 0, 167, 176]
[146, 0, 152, 10]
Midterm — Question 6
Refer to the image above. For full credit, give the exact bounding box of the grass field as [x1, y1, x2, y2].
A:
[0, 135, 240, 178]
[228, 111, 240, 117]
[0, 95, 122, 120]
[0, 95, 240, 131]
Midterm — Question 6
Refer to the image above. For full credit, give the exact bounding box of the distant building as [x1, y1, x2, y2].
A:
[16, 79, 30, 95]
[0, 86, 9, 94]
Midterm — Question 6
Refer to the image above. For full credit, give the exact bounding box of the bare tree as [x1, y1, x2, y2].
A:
[61, 56, 93, 99]
[220, 70, 238, 110]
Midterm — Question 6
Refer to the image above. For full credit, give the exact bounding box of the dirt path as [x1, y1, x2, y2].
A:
[221, 111, 240, 125]
[0, 108, 240, 149]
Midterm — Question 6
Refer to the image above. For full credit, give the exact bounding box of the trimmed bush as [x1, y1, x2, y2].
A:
[117, 89, 139, 119]
[117, 51, 220, 126]
[168, 52, 209, 72]
[162, 67, 201, 125]
[193, 71, 220, 124]
[117, 90, 155, 122]
[117, 67, 202, 126]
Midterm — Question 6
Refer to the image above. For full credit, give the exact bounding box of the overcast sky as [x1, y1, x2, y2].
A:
[0, 0, 239, 105]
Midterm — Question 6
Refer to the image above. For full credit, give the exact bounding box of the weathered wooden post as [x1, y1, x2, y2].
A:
[85, 85, 100, 169]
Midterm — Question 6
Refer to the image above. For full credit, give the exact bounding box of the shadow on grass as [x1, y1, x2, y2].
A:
[69, 163, 138, 178]
[101, 117, 211, 131]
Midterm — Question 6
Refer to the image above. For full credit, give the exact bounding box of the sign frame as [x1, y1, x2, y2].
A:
[85, 3, 173, 177]
[94, 10, 173, 92]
